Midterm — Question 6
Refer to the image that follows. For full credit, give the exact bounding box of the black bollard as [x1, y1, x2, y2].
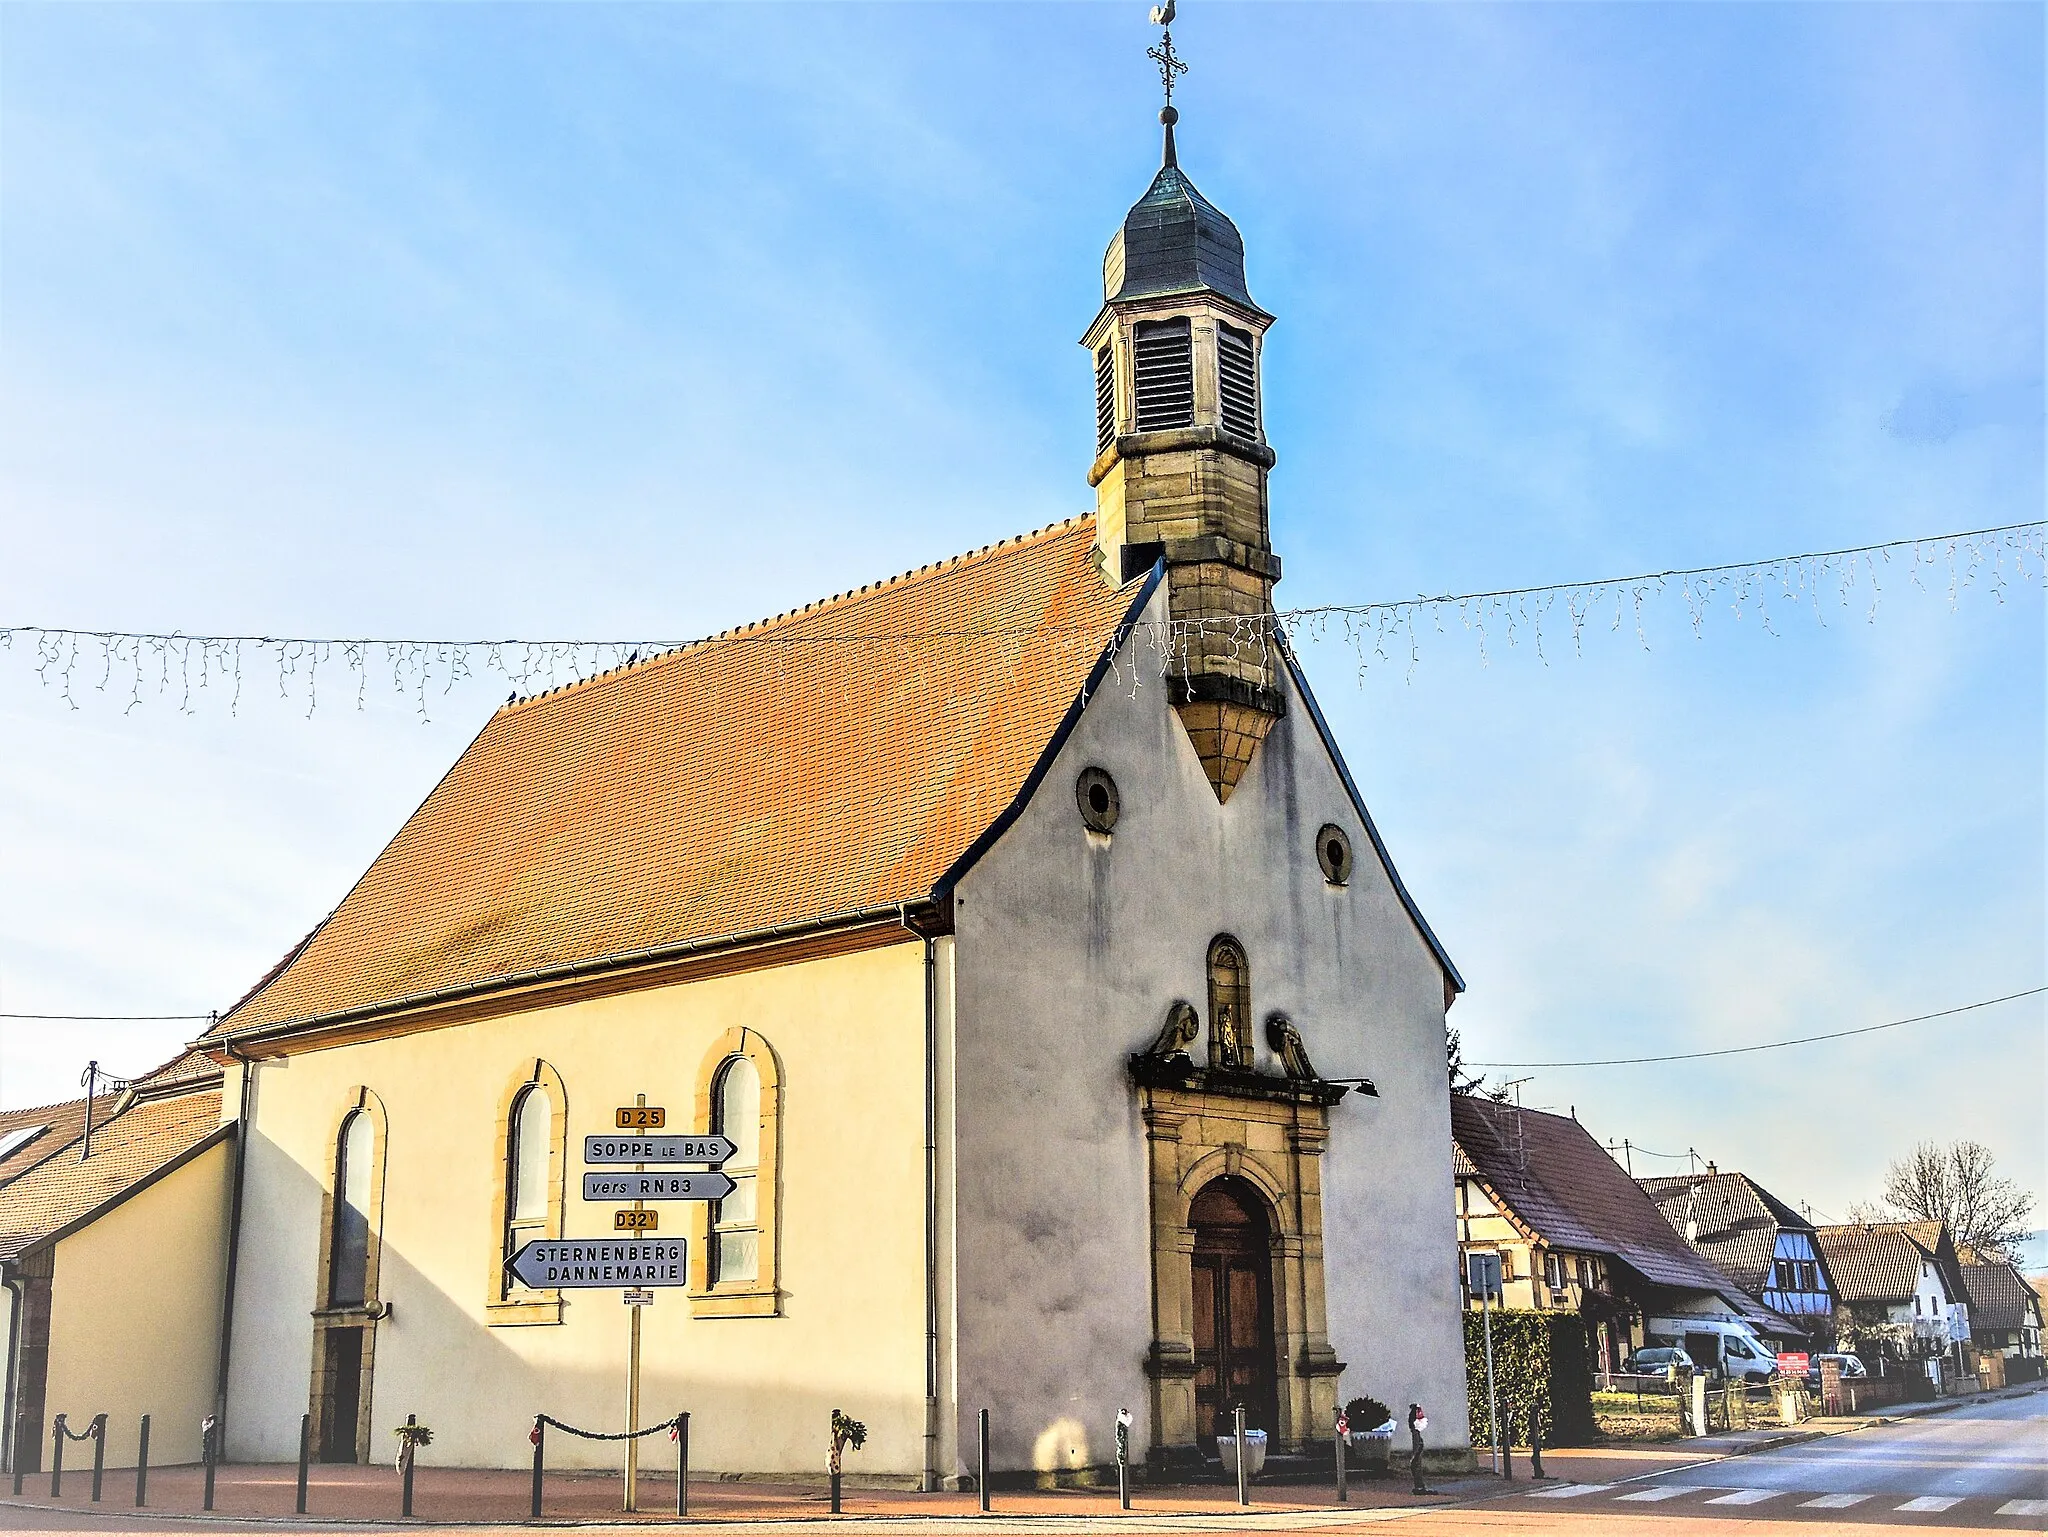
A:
[529, 1418, 544, 1521]
[296, 1413, 310, 1514]
[830, 1469, 842, 1515]
[1408, 1404, 1430, 1497]
[1334, 1412, 1347, 1504]
[401, 1414, 416, 1519]
[90, 1416, 105, 1502]
[14, 1411, 27, 1494]
[202, 1415, 217, 1512]
[1500, 1406, 1514, 1481]
[136, 1415, 151, 1508]
[675, 1413, 689, 1518]
[1232, 1405, 1249, 1508]
[1530, 1402, 1547, 1480]
[977, 1409, 990, 1514]
[50, 1417, 65, 1499]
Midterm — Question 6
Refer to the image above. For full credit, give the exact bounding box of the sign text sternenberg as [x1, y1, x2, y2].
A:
[509, 1239, 687, 1289]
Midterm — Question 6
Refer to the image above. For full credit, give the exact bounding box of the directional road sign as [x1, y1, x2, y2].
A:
[506, 1239, 687, 1289]
[583, 1134, 737, 1166]
[584, 1171, 737, 1203]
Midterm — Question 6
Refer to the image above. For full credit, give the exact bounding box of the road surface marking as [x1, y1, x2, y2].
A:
[1996, 1500, 2048, 1518]
[1528, 1484, 1613, 1498]
[1705, 1489, 1780, 1505]
[1896, 1496, 1962, 1512]
[1800, 1494, 1870, 1509]
[1615, 1485, 1695, 1502]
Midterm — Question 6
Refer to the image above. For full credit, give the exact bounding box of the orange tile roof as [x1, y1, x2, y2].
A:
[0, 1087, 227, 1262]
[216, 517, 1146, 1037]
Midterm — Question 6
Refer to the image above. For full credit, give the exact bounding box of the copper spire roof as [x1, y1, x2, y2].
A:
[211, 518, 1148, 1039]
[1102, 125, 1260, 313]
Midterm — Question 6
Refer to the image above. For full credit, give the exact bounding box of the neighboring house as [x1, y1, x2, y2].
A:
[1640, 1168, 1836, 1349]
[1958, 1258, 2042, 1380]
[1814, 1222, 1975, 1388]
[1450, 1097, 1787, 1373]
[0, 1053, 232, 1474]
[111, 109, 1480, 1484]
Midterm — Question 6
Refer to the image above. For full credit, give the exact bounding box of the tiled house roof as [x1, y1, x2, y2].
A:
[1449, 1096, 1745, 1299]
[0, 1087, 228, 1263]
[1813, 1224, 1929, 1305]
[1960, 1263, 2042, 1333]
[1639, 1172, 1817, 1298]
[210, 518, 1147, 1038]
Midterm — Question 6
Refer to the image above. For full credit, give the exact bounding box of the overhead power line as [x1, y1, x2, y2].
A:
[0, 1012, 216, 1022]
[3, 520, 2038, 717]
[1468, 987, 2045, 1069]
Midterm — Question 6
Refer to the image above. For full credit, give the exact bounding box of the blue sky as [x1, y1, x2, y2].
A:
[2, 3, 2041, 1230]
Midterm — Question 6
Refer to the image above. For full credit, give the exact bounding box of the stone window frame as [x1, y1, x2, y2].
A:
[485, 1059, 568, 1326]
[308, 1086, 389, 1466]
[689, 1026, 783, 1319]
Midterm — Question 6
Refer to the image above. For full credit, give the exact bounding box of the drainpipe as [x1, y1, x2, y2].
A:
[2, 1268, 21, 1475]
[211, 1040, 256, 1449]
[901, 907, 942, 1493]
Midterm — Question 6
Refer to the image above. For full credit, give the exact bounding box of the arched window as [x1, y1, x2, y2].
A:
[506, 1086, 551, 1270]
[692, 1028, 781, 1317]
[1207, 936, 1252, 1070]
[711, 1056, 761, 1284]
[487, 1060, 566, 1323]
[329, 1110, 374, 1307]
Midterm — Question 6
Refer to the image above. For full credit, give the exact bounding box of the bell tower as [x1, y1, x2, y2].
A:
[1084, 89, 1282, 802]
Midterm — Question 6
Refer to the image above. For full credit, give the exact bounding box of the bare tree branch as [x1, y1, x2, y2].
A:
[1879, 1140, 2036, 1261]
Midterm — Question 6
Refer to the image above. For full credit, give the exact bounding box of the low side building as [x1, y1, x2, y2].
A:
[1814, 1222, 1974, 1391]
[0, 1055, 232, 1473]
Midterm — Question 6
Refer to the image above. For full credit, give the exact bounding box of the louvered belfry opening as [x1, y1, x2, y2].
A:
[1218, 322, 1258, 439]
[1133, 317, 1195, 432]
[1095, 345, 1117, 451]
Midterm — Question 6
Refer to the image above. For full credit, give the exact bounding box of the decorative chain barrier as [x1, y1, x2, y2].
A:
[528, 1411, 689, 1520]
[47, 1413, 107, 1503]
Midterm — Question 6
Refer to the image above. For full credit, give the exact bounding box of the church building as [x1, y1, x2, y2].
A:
[188, 100, 1474, 1484]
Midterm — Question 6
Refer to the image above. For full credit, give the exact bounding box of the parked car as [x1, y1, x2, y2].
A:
[1803, 1353, 1870, 1392]
[1629, 1346, 1694, 1376]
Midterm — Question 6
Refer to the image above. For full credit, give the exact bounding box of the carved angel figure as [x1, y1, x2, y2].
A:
[1266, 1013, 1321, 1081]
[1145, 1000, 1201, 1060]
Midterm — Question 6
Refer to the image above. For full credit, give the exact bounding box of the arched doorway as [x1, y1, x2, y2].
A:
[1188, 1177, 1278, 1452]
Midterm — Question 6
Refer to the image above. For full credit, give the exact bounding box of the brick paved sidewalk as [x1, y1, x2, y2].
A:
[0, 1462, 1497, 1526]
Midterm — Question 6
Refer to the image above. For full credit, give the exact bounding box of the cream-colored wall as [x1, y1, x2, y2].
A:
[226, 941, 932, 1474]
[43, 1138, 232, 1468]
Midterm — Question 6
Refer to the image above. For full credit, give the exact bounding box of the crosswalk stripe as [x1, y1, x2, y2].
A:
[1997, 1499, 2048, 1517]
[1705, 1489, 1780, 1505]
[1896, 1496, 1962, 1512]
[1800, 1493, 1870, 1509]
[1528, 1483, 1613, 1498]
[1615, 1485, 1694, 1502]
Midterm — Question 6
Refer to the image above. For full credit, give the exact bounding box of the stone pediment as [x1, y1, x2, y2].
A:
[1127, 1051, 1353, 1106]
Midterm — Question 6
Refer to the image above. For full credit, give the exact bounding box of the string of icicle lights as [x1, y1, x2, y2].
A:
[2, 521, 2039, 719]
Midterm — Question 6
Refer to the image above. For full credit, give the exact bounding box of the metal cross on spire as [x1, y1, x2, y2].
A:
[1147, 2, 1187, 106]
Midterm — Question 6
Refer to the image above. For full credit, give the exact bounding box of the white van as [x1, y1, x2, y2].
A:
[1678, 1321, 1779, 1382]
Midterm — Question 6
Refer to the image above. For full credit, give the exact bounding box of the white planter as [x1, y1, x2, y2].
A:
[1348, 1427, 1396, 1456]
[1216, 1430, 1268, 1482]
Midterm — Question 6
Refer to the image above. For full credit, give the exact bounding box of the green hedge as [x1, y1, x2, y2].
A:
[1463, 1309, 1597, 1447]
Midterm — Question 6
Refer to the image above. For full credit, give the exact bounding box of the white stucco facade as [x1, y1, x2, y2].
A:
[948, 585, 1471, 1474]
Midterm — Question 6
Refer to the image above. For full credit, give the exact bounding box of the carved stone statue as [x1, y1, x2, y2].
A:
[1145, 1000, 1200, 1061]
[1266, 1013, 1321, 1081]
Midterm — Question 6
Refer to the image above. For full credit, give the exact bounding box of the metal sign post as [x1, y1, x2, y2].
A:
[1467, 1252, 1503, 1475]
[623, 1095, 650, 1513]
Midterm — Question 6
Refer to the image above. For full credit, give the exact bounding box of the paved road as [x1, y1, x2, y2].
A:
[1508, 1392, 2047, 1525]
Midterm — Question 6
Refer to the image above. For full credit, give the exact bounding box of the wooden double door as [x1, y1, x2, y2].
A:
[1189, 1178, 1278, 1451]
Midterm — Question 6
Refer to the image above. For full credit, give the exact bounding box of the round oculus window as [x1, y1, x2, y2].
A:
[1317, 823, 1353, 885]
[1077, 767, 1120, 834]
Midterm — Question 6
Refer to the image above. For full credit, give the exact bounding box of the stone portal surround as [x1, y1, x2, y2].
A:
[1137, 1071, 1344, 1465]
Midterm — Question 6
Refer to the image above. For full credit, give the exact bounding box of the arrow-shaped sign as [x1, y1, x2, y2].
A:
[506, 1238, 687, 1290]
[584, 1171, 736, 1203]
[583, 1134, 738, 1167]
